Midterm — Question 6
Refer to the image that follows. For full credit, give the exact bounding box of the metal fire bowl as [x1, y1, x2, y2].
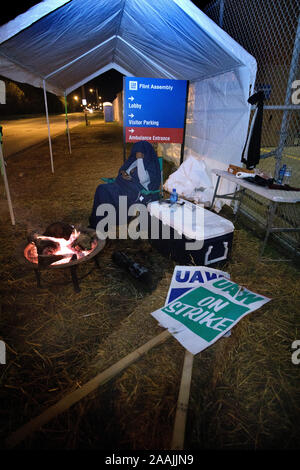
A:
[19, 228, 106, 270]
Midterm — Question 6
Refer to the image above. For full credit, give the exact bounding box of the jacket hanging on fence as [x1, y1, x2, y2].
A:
[241, 90, 265, 169]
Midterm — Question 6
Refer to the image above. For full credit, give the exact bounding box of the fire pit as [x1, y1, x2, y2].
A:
[20, 222, 105, 292]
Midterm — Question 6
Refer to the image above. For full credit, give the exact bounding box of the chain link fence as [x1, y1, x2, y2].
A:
[204, 0, 300, 253]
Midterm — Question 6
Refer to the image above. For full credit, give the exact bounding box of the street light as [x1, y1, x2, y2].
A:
[89, 88, 97, 108]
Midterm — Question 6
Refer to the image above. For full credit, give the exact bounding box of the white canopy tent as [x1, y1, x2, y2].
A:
[0, 0, 257, 223]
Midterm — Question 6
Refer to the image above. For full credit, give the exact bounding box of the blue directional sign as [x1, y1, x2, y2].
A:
[124, 77, 188, 143]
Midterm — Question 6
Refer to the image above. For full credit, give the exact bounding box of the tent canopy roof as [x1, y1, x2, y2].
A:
[0, 0, 256, 96]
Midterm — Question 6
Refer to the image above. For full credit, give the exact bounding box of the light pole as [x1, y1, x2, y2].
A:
[89, 88, 102, 110]
[88, 88, 94, 107]
[95, 89, 100, 109]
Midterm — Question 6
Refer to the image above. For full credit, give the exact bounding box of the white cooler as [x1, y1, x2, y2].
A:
[147, 199, 234, 266]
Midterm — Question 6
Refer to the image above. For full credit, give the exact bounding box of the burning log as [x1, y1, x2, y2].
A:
[33, 238, 59, 256]
[26, 232, 67, 266]
[24, 225, 97, 267]
[43, 222, 74, 240]
[21, 225, 105, 291]
[71, 232, 94, 251]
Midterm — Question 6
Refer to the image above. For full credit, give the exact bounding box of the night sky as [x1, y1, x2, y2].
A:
[0, 0, 212, 25]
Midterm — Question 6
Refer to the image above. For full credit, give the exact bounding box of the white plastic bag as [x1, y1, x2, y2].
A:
[163, 156, 214, 205]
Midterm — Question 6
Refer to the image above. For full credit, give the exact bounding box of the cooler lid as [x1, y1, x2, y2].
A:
[147, 200, 234, 240]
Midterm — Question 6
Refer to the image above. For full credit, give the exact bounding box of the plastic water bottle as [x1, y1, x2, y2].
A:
[277, 164, 286, 184]
[283, 167, 292, 185]
[170, 188, 178, 204]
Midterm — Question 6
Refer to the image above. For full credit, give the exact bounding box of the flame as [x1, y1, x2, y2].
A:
[24, 229, 96, 266]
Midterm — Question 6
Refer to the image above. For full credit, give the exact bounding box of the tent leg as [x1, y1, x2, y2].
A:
[43, 80, 54, 173]
[0, 135, 15, 226]
[180, 81, 189, 164]
[64, 92, 72, 154]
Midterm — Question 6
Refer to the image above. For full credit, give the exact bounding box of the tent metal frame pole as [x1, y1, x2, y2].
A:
[64, 92, 72, 154]
[118, 36, 177, 79]
[180, 80, 189, 165]
[44, 36, 116, 81]
[65, 63, 132, 96]
[0, 128, 15, 225]
[43, 80, 54, 173]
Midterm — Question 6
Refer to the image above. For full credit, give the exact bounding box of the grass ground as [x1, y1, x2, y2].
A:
[0, 116, 299, 451]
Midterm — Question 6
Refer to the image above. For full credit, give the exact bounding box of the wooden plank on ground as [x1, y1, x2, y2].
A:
[6, 330, 171, 449]
[171, 350, 194, 450]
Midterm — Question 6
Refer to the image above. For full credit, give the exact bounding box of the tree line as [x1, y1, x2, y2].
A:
[0, 77, 80, 116]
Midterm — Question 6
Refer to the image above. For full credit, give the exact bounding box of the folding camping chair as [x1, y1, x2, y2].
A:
[101, 156, 164, 200]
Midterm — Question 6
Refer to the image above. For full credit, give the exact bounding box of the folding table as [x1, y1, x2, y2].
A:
[210, 169, 300, 257]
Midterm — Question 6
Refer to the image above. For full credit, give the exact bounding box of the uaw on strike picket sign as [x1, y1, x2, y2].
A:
[165, 266, 230, 304]
[124, 77, 188, 143]
[152, 272, 270, 355]
[166, 266, 232, 339]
